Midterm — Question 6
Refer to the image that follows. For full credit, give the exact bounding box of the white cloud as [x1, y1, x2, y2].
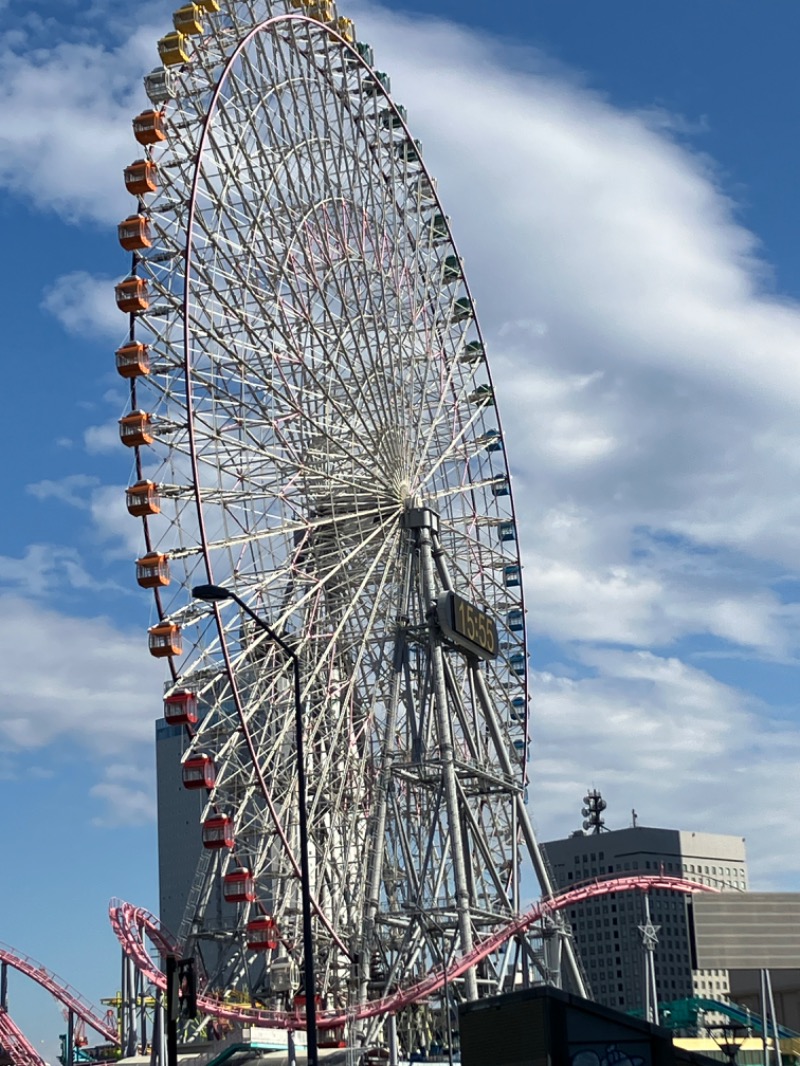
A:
[347, 4, 800, 630]
[529, 649, 800, 888]
[27, 474, 99, 508]
[0, 593, 163, 755]
[26, 475, 145, 560]
[521, 545, 795, 653]
[0, 15, 163, 224]
[42, 271, 125, 343]
[84, 418, 124, 455]
[0, 543, 125, 597]
[90, 762, 157, 826]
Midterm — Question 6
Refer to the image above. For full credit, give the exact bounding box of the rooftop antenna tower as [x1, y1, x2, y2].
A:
[581, 789, 607, 834]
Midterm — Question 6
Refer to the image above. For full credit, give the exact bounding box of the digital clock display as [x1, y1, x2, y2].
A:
[436, 591, 499, 661]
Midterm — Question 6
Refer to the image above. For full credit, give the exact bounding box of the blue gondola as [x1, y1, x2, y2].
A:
[504, 563, 521, 586]
[380, 104, 407, 128]
[460, 340, 485, 363]
[482, 428, 503, 452]
[431, 213, 448, 240]
[510, 697, 526, 722]
[452, 296, 472, 321]
[442, 255, 462, 283]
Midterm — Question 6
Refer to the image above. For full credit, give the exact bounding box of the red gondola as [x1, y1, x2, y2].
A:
[182, 754, 215, 790]
[164, 690, 198, 726]
[202, 814, 234, 850]
[223, 868, 256, 903]
[247, 916, 278, 951]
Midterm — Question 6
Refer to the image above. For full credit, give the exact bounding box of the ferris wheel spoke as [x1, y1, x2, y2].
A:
[246, 36, 409, 437]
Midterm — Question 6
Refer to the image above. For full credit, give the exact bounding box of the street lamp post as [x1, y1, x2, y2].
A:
[192, 583, 318, 1066]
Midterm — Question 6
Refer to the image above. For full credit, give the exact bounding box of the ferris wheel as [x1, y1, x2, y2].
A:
[115, 0, 585, 1053]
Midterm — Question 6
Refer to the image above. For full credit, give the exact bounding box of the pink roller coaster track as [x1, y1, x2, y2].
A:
[0, 1008, 46, 1066]
[110, 875, 716, 1032]
[0, 942, 119, 1066]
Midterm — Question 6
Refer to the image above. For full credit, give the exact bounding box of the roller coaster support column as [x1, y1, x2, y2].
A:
[121, 950, 137, 1057]
[66, 1011, 74, 1066]
[1, 961, 7, 1010]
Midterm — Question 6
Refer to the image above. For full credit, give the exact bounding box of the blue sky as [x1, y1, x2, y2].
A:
[2, 0, 800, 1056]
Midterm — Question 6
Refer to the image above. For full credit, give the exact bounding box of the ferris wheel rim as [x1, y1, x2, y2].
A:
[122, 0, 541, 1024]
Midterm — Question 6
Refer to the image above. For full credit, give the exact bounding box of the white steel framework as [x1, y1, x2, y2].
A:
[117, 0, 584, 1053]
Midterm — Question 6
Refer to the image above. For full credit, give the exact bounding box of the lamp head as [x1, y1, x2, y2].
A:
[192, 583, 232, 602]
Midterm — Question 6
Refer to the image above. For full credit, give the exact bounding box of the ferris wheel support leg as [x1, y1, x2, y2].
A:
[387, 1014, 399, 1066]
[137, 966, 148, 1055]
[543, 920, 563, 989]
[416, 518, 478, 1001]
[358, 549, 413, 1005]
[359, 658, 402, 1003]
[471, 669, 588, 997]
[120, 947, 131, 1057]
[126, 955, 138, 1058]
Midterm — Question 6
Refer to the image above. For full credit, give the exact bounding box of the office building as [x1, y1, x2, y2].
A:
[542, 820, 747, 1013]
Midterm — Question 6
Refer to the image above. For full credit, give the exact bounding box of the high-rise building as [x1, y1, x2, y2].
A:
[156, 713, 247, 987]
[155, 718, 205, 939]
[542, 820, 748, 1013]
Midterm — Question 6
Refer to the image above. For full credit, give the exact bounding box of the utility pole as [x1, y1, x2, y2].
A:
[165, 955, 178, 1066]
